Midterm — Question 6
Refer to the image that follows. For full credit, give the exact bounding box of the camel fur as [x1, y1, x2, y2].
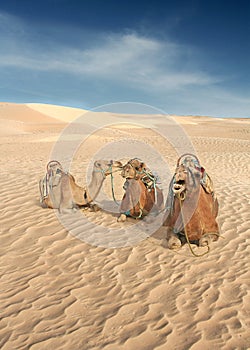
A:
[39, 160, 122, 213]
[163, 154, 219, 249]
[118, 158, 164, 222]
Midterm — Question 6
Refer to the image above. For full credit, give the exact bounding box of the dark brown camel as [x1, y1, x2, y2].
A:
[163, 154, 219, 250]
[118, 158, 164, 222]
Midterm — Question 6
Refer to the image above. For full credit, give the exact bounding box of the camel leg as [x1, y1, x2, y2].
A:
[166, 227, 182, 249]
[58, 195, 77, 214]
[90, 204, 101, 212]
[59, 195, 75, 213]
[118, 213, 127, 222]
[59, 207, 77, 214]
[199, 233, 219, 247]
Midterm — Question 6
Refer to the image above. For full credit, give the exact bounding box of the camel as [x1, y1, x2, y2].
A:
[118, 158, 164, 222]
[163, 154, 219, 250]
[39, 159, 122, 213]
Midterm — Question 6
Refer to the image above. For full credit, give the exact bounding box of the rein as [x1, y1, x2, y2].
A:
[126, 208, 143, 219]
[93, 165, 121, 205]
[124, 165, 159, 219]
[136, 168, 159, 204]
[176, 190, 222, 257]
[177, 191, 210, 258]
[110, 167, 120, 206]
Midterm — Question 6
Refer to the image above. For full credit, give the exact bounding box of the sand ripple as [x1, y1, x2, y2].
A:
[0, 121, 249, 349]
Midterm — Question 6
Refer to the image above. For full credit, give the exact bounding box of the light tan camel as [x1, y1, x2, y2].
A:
[118, 158, 164, 222]
[163, 154, 219, 250]
[39, 160, 122, 213]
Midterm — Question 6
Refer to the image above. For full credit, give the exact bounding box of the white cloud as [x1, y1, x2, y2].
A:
[0, 11, 248, 117]
[0, 11, 217, 91]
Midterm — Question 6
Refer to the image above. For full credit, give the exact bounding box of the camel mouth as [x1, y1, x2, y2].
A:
[105, 160, 123, 176]
[112, 160, 123, 169]
[93, 160, 123, 177]
[173, 180, 186, 194]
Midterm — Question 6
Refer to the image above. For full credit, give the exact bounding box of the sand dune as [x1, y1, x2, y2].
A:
[0, 103, 67, 135]
[27, 103, 87, 123]
[0, 103, 249, 349]
[0, 103, 59, 123]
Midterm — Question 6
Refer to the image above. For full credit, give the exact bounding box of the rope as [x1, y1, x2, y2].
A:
[131, 208, 143, 219]
[124, 208, 143, 219]
[90, 164, 122, 206]
[141, 169, 159, 204]
[128, 165, 161, 213]
[121, 160, 163, 218]
[48, 173, 59, 209]
[177, 193, 210, 257]
[110, 169, 120, 206]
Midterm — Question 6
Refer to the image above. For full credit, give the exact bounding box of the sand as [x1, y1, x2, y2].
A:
[27, 103, 87, 123]
[0, 103, 249, 349]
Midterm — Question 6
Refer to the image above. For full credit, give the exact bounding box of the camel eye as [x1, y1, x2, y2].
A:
[135, 166, 139, 170]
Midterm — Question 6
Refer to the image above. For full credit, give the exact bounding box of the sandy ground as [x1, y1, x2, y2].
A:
[0, 103, 249, 349]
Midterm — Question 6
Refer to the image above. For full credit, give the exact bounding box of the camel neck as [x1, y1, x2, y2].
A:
[86, 171, 105, 202]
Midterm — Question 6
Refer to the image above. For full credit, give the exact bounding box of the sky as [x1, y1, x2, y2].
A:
[0, 0, 249, 117]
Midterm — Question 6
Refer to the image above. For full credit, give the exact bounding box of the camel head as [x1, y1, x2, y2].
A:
[93, 160, 123, 177]
[121, 158, 147, 179]
[172, 154, 203, 197]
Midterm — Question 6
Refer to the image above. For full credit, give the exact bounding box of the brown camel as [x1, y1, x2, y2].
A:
[163, 154, 219, 249]
[39, 160, 122, 213]
[118, 158, 164, 222]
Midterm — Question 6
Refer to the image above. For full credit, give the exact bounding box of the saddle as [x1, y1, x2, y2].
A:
[141, 171, 160, 191]
[39, 160, 64, 203]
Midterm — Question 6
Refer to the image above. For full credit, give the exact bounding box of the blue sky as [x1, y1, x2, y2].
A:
[0, 0, 249, 117]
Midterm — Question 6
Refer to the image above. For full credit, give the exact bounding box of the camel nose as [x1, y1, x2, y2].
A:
[175, 173, 181, 182]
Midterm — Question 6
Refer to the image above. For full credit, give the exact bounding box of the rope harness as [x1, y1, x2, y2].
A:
[176, 187, 223, 258]
[170, 154, 224, 257]
[40, 161, 64, 207]
[177, 191, 210, 257]
[124, 159, 160, 202]
[123, 208, 143, 219]
[110, 168, 121, 206]
[121, 159, 161, 218]
[93, 164, 121, 206]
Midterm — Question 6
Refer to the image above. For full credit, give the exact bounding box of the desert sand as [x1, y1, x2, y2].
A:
[0, 102, 249, 349]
